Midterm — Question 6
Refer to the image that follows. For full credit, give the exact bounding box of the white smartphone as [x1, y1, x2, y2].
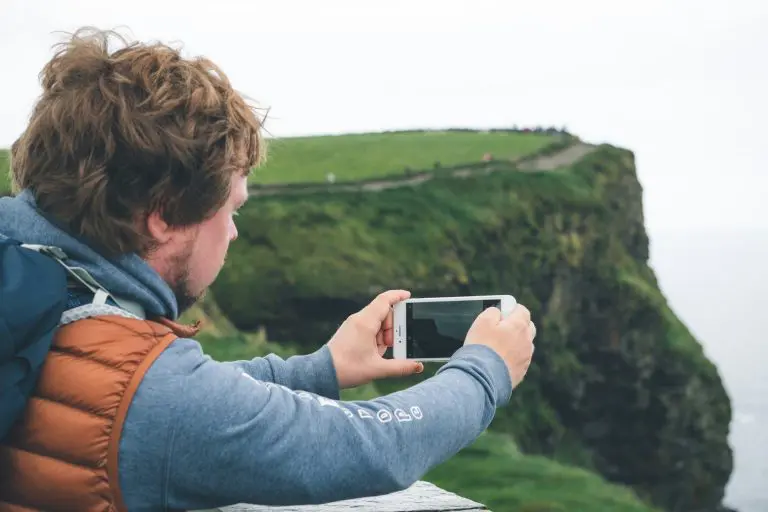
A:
[391, 295, 516, 362]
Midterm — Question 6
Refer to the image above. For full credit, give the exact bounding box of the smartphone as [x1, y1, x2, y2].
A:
[392, 295, 516, 362]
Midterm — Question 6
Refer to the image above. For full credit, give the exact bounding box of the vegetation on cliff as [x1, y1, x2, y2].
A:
[0, 150, 10, 196]
[207, 132, 733, 512]
[251, 129, 555, 185]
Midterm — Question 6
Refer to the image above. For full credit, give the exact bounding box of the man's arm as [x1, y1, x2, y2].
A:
[118, 337, 512, 510]
[221, 345, 340, 399]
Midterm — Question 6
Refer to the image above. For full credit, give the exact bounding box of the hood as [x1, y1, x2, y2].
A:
[0, 190, 178, 319]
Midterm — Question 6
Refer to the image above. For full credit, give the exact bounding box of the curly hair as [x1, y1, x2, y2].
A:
[11, 27, 265, 257]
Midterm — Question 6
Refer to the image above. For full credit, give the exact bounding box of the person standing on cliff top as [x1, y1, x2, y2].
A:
[0, 28, 535, 511]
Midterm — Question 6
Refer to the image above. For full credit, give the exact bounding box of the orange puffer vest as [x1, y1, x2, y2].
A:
[0, 314, 198, 512]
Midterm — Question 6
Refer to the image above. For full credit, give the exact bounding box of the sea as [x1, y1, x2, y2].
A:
[650, 229, 768, 512]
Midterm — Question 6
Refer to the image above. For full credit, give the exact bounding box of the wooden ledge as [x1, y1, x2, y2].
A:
[203, 481, 488, 511]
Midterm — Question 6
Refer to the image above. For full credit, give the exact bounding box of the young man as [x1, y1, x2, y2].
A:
[0, 28, 535, 511]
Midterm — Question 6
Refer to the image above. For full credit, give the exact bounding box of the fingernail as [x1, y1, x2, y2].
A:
[416, 363, 424, 373]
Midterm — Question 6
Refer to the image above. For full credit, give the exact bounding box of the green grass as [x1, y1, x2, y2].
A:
[425, 431, 659, 512]
[0, 150, 10, 196]
[252, 130, 557, 185]
[0, 131, 556, 191]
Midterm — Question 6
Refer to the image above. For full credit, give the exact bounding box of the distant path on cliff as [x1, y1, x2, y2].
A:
[248, 141, 597, 198]
[516, 142, 596, 171]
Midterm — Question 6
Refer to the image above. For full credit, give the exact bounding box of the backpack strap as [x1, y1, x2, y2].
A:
[20, 244, 146, 321]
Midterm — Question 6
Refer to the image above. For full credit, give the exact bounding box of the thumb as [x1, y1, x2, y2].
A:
[476, 305, 502, 325]
[379, 359, 425, 378]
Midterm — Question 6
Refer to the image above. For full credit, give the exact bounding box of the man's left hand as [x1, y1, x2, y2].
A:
[327, 290, 424, 389]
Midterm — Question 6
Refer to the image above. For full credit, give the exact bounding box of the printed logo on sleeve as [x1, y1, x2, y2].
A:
[377, 409, 393, 423]
[394, 409, 412, 422]
[410, 406, 423, 420]
[317, 396, 342, 409]
[357, 408, 374, 419]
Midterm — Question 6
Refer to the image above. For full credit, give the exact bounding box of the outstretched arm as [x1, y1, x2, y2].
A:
[122, 337, 511, 510]
[221, 345, 341, 399]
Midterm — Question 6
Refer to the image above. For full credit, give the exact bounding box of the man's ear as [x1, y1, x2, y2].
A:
[146, 210, 174, 244]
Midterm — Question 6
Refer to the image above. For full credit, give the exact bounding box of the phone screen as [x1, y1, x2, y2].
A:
[406, 299, 501, 359]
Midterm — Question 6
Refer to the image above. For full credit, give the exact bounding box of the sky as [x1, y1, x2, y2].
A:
[1, 0, 766, 235]
[1, 1, 766, 509]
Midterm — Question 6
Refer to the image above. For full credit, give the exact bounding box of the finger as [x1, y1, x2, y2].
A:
[379, 359, 424, 378]
[359, 290, 411, 326]
[382, 309, 394, 332]
[477, 305, 502, 325]
[377, 331, 388, 356]
[383, 326, 394, 347]
[501, 303, 531, 326]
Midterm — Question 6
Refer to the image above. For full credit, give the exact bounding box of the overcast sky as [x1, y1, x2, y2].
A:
[1, 0, 766, 234]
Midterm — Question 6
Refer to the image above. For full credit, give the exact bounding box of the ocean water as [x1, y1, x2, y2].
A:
[650, 229, 768, 512]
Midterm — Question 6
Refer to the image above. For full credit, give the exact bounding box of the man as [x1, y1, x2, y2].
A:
[0, 28, 535, 511]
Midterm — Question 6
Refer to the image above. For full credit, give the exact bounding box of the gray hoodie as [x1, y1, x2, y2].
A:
[0, 191, 513, 511]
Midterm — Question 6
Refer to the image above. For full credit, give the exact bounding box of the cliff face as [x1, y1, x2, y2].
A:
[212, 145, 733, 511]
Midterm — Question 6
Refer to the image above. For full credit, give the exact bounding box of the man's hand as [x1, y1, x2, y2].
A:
[328, 290, 424, 389]
[464, 304, 535, 388]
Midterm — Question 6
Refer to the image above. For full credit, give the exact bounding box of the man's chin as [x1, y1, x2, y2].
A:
[176, 287, 208, 317]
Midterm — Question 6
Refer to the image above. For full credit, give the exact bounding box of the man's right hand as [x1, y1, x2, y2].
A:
[464, 304, 535, 388]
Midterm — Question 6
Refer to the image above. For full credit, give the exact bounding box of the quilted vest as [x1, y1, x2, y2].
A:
[0, 314, 199, 512]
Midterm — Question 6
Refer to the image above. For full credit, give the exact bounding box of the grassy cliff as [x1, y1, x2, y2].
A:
[426, 431, 659, 512]
[0, 150, 10, 196]
[251, 129, 556, 184]
[208, 131, 733, 512]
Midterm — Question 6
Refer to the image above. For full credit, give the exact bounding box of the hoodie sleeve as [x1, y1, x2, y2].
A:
[117, 337, 512, 510]
[222, 345, 340, 399]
